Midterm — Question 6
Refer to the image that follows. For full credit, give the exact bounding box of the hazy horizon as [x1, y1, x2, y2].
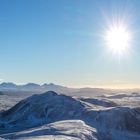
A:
[1, 81, 140, 89]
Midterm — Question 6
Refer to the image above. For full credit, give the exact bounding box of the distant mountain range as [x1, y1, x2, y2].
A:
[0, 82, 113, 95]
[0, 82, 73, 93]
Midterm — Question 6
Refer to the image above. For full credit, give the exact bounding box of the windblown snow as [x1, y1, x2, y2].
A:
[0, 91, 140, 140]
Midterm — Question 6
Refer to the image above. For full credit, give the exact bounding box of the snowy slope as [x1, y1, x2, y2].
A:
[0, 120, 98, 140]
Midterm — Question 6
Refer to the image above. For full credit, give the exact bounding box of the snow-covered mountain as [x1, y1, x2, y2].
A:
[0, 82, 73, 93]
[0, 82, 114, 97]
[0, 91, 140, 140]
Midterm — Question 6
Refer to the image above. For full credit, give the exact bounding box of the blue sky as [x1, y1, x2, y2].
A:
[1, 0, 140, 88]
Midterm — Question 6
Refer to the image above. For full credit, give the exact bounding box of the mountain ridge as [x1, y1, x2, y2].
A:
[0, 82, 111, 95]
[0, 91, 140, 140]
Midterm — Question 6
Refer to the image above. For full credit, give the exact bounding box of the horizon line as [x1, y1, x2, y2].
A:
[0, 81, 140, 90]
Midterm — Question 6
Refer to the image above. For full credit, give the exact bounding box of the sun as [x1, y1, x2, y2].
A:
[105, 24, 131, 56]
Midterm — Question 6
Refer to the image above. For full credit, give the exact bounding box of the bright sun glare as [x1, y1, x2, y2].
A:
[105, 23, 132, 56]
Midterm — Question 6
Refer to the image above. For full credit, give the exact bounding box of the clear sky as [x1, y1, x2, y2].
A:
[1, 0, 140, 88]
